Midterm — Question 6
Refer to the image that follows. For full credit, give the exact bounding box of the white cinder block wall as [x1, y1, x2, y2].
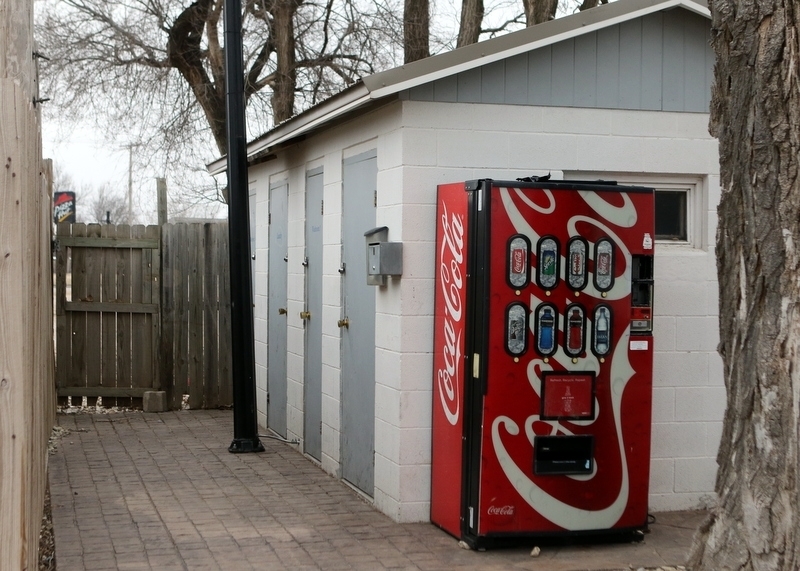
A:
[249, 97, 724, 524]
[399, 100, 724, 516]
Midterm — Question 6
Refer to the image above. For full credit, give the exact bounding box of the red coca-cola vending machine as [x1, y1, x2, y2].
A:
[431, 178, 655, 548]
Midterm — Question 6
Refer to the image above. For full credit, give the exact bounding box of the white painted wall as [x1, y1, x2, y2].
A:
[247, 97, 722, 523]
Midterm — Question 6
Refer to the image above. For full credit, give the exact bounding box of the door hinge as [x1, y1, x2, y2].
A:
[374, 190, 377, 207]
[266, 392, 270, 404]
[321, 200, 324, 215]
[320, 421, 322, 435]
[268, 212, 271, 224]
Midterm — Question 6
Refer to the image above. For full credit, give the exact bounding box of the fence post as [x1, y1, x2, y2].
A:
[157, 177, 168, 226]
[1, 0, 55, 567]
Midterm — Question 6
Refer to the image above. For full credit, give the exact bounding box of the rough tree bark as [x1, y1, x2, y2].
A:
[457, 0, 484, 47]
[522, 0, 557, 25]
[167, 0, 228, 153]
[688, 0, 800, 569]
[404, 0, 430, 63]
[270, 0, 299, 123]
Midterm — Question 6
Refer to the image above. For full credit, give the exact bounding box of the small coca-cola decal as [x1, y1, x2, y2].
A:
[593, 238, 614, 292]
[487, 505, 515, 516]
[507, 235, 530, 288]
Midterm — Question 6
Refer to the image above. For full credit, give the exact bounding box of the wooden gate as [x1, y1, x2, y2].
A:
[160, 222, 233, 410]
[55, 223, 160, 407]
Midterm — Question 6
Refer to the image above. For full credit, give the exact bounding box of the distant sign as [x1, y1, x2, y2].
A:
[53, 192, 76, 224]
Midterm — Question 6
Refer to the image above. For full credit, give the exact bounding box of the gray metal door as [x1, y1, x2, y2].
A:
[268, 181, 288, 437]
[340, 150, 377, 495]
[303, 168, 324, 460]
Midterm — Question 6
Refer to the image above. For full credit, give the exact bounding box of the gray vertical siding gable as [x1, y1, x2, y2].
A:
[405, 9, 712, 113]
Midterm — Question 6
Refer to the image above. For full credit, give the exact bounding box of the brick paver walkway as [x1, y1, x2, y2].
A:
[49, 410, 703, 570]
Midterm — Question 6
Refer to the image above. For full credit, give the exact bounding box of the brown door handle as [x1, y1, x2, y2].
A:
[278, 307, 287, 315]
[337, 318, 349, 328]
[300, 311, 311, 320]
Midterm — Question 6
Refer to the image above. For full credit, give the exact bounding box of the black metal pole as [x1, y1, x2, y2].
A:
[224, 0, 264, 453]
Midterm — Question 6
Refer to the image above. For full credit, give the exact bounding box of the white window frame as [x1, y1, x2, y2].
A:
[564, 173, 707, 251]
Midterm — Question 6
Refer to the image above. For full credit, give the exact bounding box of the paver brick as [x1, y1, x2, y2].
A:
[50, 410, 703, 571]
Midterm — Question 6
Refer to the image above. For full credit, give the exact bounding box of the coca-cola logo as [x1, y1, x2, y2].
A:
[437, 204, 465, 426]
[596, 252, 610, 275]
[571, 251, 583, 275]
[511, 248, 525, 275]
[487, 505, 515, 516]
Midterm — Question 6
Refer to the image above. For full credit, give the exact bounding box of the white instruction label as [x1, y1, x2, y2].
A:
[630, 340, 649, 351]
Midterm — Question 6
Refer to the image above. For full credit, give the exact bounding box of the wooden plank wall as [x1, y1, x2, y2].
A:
[55, 224, 160, 407]
[0, 82, 56, 570]
[161, 222, 233, 410]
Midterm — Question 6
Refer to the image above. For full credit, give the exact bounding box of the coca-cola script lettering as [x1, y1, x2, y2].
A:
[438, 205, 465, 426]
[487, 505, 515, 516]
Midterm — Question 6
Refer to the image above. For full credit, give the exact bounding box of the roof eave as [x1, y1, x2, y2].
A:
[207, 0, 710, 175]
[208, 83, 370, 176]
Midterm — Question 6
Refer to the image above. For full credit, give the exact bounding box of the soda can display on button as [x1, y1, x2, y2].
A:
[594, 238, 615, 292]
[567, 237, 588, 291]
[507, 235, 530, 288]
[536, 236, 559, 290]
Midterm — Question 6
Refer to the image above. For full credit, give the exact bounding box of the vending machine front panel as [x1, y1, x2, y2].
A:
[475, 180, 654, 538]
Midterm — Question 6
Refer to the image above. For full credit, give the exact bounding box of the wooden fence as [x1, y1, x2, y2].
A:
[54, 222, 233, 410]
[0, 87, 56, 569]
[55, 223, 161, 408]
[161, 222, 233, 410]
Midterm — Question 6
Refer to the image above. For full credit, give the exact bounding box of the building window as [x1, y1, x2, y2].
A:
[655, 190, 688, 241]
[565, 172, 706, 249]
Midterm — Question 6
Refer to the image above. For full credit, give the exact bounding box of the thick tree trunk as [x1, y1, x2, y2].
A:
[167, 0, 228, 154]
[404, 0, 429, 63]
[270, 0, 297, 124]
[688, 0, 800, 569]
[457, 0, 484, 48]
[522, 0, 557, 26]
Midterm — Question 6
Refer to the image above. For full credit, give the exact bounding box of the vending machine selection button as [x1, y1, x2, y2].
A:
[536, 236, 560, 290]
[507, 235, 530, 288]
[567, 238, 588, 291]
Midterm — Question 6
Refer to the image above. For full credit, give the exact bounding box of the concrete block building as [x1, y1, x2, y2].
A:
[210, 0, 722, 522]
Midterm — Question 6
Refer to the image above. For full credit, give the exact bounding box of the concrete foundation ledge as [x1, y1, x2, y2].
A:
[143, 391, 167, 413]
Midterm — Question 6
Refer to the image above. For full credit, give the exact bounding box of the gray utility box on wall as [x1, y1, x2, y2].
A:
[365, 226, 403, 286]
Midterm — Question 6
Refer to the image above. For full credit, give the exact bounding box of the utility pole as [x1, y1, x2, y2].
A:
[120, 142, 139, 224]
[128, 145, 133, 224]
